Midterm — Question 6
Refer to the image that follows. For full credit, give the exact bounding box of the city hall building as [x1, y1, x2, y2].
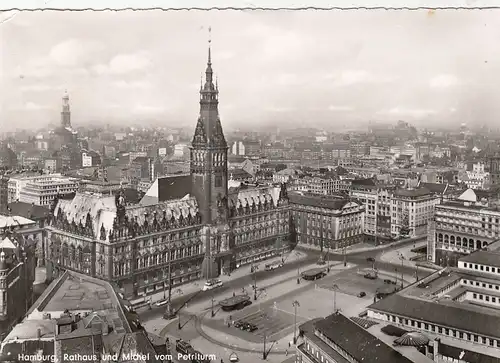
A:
[45, 44, 292, 299]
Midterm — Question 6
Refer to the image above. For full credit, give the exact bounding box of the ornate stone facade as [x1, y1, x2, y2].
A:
[45, 42, 292, 298]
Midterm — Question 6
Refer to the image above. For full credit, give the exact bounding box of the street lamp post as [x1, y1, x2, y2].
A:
[211, 295, 216, 317]
[297, 265, 300, 284]
[253, 264, 259, 301]
[399, 253, 404, 289]
[327, 244, 330, 273]
[165, 244, 174, 317]
[416, 264, 419, 281]
[332, 284, 339, 313]
[292, 300, 300, 344]
[262, 335, 267, 360]
[171, 289, 183, 330]
[343, 244, 347, 267]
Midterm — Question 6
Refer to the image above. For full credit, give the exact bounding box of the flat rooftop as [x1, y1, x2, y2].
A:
[38, 272, 115, 312]
[2, 270, 130, 345]
[368, 267, 500, 339]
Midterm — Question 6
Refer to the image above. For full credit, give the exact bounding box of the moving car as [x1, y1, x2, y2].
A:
[366, 257, 375, 263]
[265, 262, 284, 271]
[202, 279, 223, 291]
[358, 291, 366, 298]
[364, 273, 377, 280]
[155, 299, 169, 307]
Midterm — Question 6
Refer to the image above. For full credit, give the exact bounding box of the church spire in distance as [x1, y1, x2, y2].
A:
[61, 89, 71, 128]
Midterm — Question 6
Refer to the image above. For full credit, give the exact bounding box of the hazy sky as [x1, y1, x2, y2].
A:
[1, 10, 500, 131]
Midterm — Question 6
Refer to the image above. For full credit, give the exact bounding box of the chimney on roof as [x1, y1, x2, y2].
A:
[36, 328, 41, 339]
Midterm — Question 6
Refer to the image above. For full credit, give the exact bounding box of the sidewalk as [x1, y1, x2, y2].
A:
[132, 250, 308, 305]
[298, 236, 426, 256]
[379, 241, 426, 268]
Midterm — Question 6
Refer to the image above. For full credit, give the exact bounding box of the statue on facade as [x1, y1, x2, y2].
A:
[215, 194, 228, 224]
[115, 189, 126, 224]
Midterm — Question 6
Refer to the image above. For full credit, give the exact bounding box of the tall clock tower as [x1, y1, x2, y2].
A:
[190, 34, 229, 224]
[190, 31, 230, 278]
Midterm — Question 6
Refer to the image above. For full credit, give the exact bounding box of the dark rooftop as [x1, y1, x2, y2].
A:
[288, 193, 350, 210]
[368, 293, 500, 338]
[219, 294, 250, 307]
[313, 313, 413, 363]
[419, 182, 448, 195]
[460, 250, 500, 270]
[393, 187, 432, 198]
[158, 174, 192, 202]
[7, 202, 50, 221]
[438, 340, 498, 363]
[351, 178, 377, 187]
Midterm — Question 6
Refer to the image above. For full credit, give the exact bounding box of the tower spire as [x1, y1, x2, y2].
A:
[208, 26, 212, 65]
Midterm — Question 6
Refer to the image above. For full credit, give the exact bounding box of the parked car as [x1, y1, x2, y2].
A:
[243, 323, 258, 332]
[202, 279, 223, 291]
[358, 291, 366, 298]
[384, 279, 396, 285]
[366, 257, 375, 263]
[364, 273, 377, 280]
[234, 321, 245, 329]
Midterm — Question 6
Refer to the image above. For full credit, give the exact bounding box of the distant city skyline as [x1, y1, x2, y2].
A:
[2, 10, 500, 131]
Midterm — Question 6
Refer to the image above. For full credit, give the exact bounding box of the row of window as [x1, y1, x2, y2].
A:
[471, 292, 500, 304]
[462, 262, 500, 274]
[384, 314, 497, 347]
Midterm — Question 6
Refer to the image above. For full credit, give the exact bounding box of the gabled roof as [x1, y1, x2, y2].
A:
[418, 182, 448, 195]
[0, 237, 17, 249]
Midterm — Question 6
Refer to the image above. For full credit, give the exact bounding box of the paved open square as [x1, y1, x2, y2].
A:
[317, 268, 389, 296]
[237, 303, 305, 339]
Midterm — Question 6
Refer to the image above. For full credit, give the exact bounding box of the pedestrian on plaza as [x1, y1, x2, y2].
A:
[288, 342, 291, 348]
[285, 350, 288, 356]
[233, 291, 236, 297]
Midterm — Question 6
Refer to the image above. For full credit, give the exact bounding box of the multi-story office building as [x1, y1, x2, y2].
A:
[45, 45, 292, 299]
[291, 176, 342, 195]
[390, 187, 441, 237]
[18, 174, 79, 206]
[8, 173, 78, 204]
[0, 229, 36, 341]
[430, 188, 500, 267]
[350, 179, 394, 242]
[367, 246, 500, 361]
[289, 192, 364, 250]
[0, 175, 8, 214]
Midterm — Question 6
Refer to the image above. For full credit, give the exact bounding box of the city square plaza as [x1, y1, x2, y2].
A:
[155, 263, 416, 363]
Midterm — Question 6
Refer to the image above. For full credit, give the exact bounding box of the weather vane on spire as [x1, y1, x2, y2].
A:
[208, 26, 212, 44]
